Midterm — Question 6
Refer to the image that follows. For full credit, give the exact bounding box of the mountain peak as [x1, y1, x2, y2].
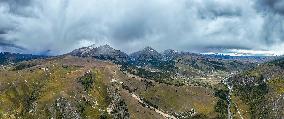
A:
[95, 44, 116, 54]
[87, 44, 97, 49]
[130, 47, 162, 61]
[142, 46, 156, 52]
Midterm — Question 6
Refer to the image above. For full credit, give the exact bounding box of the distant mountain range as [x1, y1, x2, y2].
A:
[0, 52, 47, 65]
[69, 44, 277, 63]
[67, 44, 277, 85]
[202, 49, 277, 56]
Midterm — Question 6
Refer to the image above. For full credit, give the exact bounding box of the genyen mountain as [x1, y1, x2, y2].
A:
[0, 44, 282, 119]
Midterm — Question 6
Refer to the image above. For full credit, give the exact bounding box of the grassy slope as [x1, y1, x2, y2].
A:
[0, 57, 112, 119]
[229, 60, 284, 118]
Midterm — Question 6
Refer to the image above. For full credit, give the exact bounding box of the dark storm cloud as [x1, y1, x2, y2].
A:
[254, 0, 284, 50]
[261, 15, 284, 44]
[0, 27, 18, 48]
[0, 30, 6, 34]
[203, 45, 252, 51]
[0, 0, 33, 17]
[0, 0, 284, 55]
[0, 0, 31, 6]
[0, 37, 24, 50]
[111, 17, 149, 41]
[256, 0, 284, 15]
[197, 1, 242, 19]
[0, 0, 31, 9]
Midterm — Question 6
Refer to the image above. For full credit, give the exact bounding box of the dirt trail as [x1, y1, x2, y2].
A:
[131, 93, 177, 119]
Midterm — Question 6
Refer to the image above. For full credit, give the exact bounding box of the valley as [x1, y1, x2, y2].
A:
[0, 45, 282, 119]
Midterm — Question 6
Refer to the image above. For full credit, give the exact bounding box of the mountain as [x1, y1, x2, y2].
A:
[123, 47, 177, 84]
[130, 46, 162, 61]
[1, 45, 283, 119]
[69, 44, 129, 62]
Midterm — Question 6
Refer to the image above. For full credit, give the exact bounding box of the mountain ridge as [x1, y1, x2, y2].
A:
[69, 44, 277, 63]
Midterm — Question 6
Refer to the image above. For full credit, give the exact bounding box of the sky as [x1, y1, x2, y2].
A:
[0, 0, 284, 55]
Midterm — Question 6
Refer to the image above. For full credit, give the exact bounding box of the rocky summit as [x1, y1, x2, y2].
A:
[130, 46, 162, 61]
[69, 45, 129, 62]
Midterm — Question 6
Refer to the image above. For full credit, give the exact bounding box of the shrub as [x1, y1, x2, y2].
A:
[78, 73, 95, 91]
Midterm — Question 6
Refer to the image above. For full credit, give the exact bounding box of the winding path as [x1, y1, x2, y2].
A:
[131, 93, 177, 119]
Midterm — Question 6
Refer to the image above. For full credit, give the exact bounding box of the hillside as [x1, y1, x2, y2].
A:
[226, 57, 284, 118]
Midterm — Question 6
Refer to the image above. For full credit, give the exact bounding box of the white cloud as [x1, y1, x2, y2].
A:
[0, 0, 283, 55]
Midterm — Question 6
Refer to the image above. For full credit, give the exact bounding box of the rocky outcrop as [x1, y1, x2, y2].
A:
[51, 97, 82, 119]
[107, 87, 130, 119]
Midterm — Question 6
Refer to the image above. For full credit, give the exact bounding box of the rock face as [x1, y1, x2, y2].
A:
[69, 44, 129, 62]
[130, 47, 162, 61]
[68, 44, 96, 57]
[162, 49, 179, 60]
[108, 88, 130, 119]
[53, 97, 82, 119]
